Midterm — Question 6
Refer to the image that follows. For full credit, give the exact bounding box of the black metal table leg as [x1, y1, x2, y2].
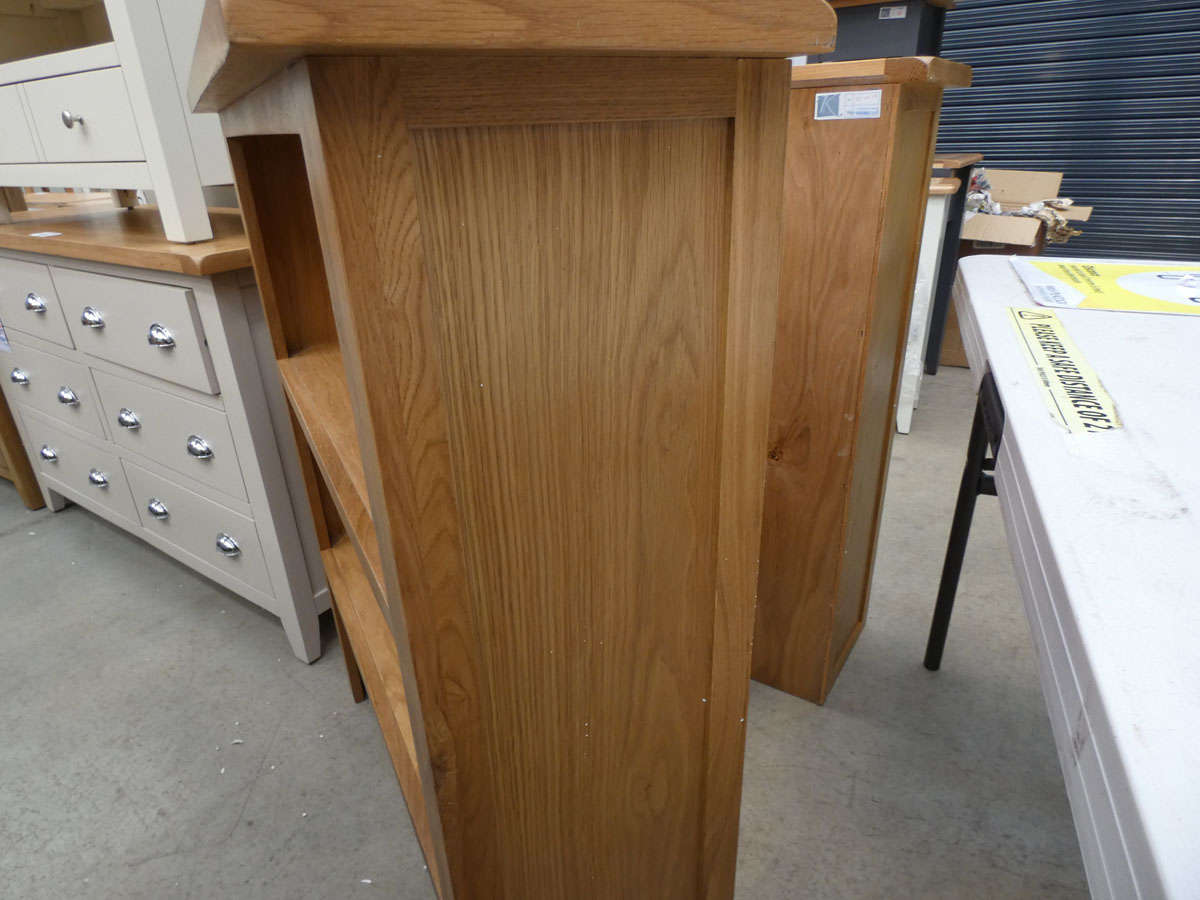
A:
[924, 370, 1004, 671]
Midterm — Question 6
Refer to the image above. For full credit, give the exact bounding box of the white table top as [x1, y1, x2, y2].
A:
[955, 255, 1200, 900]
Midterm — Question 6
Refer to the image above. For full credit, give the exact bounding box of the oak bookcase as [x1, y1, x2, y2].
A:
[190, 2, 837, 897]
[754, 57, 970, 704]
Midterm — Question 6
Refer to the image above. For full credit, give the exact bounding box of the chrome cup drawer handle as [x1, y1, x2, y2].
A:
[147, 498, 169, 520]
[80, 306, 105, 328]
[215, 533, 241, 557]
[57, 387, 79, 406]
[25, 293, 47, 313]
[61, 109, 84, 129]
[39, 445, 58, 462]
[186, 435, 214, 459]
[117, 408, 141, 429]
[88, 469, 109, 488]
[10, 368, 29, 386]
[147, 323, 175, 348]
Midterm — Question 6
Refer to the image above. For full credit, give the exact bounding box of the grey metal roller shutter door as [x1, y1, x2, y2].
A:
[937, 0, 1200, 260]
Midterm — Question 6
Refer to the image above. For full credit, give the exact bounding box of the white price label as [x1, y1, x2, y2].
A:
[814, 89, 883, 121]
[880, 5, 908, 18]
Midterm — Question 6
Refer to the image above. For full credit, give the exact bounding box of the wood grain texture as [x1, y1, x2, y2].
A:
[413, 115, 732, 900]
[791, 56, 972, 89]
[329, 596, 366, 703]
[929, 176, 961, 195]
[754, 77, 946, 704]
[831, 83, 944, 675]
[278, 345, 385, 600]
[932, 151, 983, 170]
[701, 57, 793, 900]
[1, 187, 28, 213]
[939, 300, 969, 368]
[0, 389, 44, 510]
[0, 207, 249, 275]
[190, 0, 836, 110]
[221, 52, 792, 900]
[397, 56, 736, 127]
[301, 57, 475, 899]
[228, 133, 337, 359]
[215, 59, 314, 139]
[21, 192, 113, 211]
[321, 538, 441, 897]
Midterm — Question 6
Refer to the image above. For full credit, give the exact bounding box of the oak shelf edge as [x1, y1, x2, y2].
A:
[320, 538, 441, 895]
[277, 344, 385, 597]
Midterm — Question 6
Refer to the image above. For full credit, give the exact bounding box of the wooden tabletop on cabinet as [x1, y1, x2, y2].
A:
[0, 207, 251, 276]
[929, 176, 961, 196]
[931, 151, 984, 170]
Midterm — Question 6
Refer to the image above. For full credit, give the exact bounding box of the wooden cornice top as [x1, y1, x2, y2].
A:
[790, 56, 972, 89]
[191, 0, 838, 112]
[0, 207, 251, 276]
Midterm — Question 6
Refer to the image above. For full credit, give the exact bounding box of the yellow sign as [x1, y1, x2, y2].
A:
[1007, 308, 1121, 434]
[1011, 257, 1200, 315]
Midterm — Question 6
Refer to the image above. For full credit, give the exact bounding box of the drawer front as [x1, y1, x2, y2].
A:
[5, 341, 105, 438]
[21, 410, 138, 523]
[0, 86, 40, 163]
[92, 369, 247, 501]
[54, 267, 220, 394]
[0, 257, 74, 349]
[21, 68, 144, 163]
[124, 461, 272, 596]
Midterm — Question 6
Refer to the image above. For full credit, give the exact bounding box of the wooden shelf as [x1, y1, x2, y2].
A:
[320, 538, 441, 897]
[276, 344, 385, 597]
[285, 346, 440, 892]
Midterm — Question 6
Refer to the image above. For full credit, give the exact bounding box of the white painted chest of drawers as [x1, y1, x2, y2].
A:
[0, 210, 328, 660]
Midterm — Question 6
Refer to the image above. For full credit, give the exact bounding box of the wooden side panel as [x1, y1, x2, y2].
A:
[217, 53, 793, 900]
[701, 57, 793, 900]
[830, 84, 942, 669]
[299, 57, 467, 900]
[754, 80, 944, 704]
[411, 116, 730, 900]
[290, 54, 788, 900]
[753, 83, 900, 702]
[397, 56, 737, 128]
[228, 134, 337, 358]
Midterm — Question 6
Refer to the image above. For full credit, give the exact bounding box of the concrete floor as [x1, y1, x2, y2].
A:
[0, 367, 1089, 900]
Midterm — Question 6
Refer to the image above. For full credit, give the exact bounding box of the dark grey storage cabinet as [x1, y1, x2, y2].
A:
[814, 1, 946, 62]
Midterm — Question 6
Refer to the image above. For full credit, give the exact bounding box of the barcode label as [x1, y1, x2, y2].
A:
[880, 6, 908, 19]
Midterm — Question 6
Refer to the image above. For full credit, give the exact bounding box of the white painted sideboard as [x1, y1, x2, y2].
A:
[0, 0, 228, 242]
[895, 178, 956, 434]
[0, 208, 329, 660]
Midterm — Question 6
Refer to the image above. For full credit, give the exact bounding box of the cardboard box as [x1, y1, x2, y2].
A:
[959, 168, 1092, 253]
[942, 169, 1094, 367]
